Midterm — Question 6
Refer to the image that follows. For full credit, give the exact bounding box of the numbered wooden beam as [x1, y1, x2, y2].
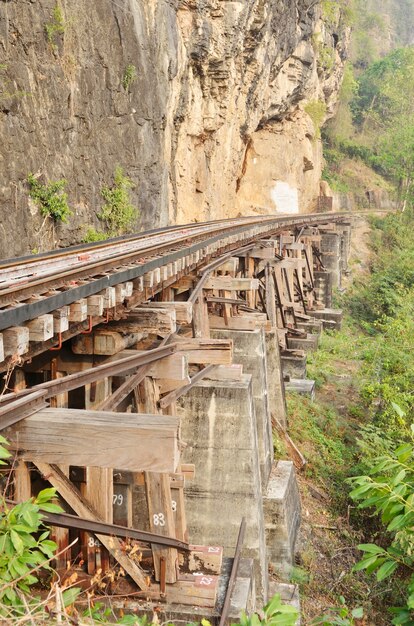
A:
[34, 462, 149, 591]
[145, 472, 178, 583]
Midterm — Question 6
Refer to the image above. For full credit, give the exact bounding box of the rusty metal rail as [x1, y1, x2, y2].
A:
[0, 213, 351, 331]
[219, 517, 246, 626]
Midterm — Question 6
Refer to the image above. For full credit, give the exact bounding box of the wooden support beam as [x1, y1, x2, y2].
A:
[145, 472, 178, 584]
[208, 314, 269, 331]
[3, 326, 29, 357]
[84, 467, 113, 573]
[265, 265, 277, 329]
[7, 408, 180, 472]
[110, 308, 176, 335]
[72, 330, 143, 356]
[26, 315, 54, 342]
[87, 295, 104, 317]
[53, 307, 69, 334]
[141, 302, 193, 324]
[204, 276, 259, 291]
[104, 351, 188, 381]
[174, 338, 233, 365]
[34, 462, 149, 591]
[69, 299, 88, 322]
[14, 460, 31, 502]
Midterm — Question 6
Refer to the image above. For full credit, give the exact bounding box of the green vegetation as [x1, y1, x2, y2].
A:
[98, 166, 138, 235]
[45, 4, 65, 49]
[122, 64, 137, 91]
[82, 167, 138, 241]
[27, 173, 72, 223]
[305, 100, 327, 138]
[285, 213, 414, 622]
[82, 226, 111, 243]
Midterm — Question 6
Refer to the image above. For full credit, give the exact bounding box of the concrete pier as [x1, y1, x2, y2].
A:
[211, 328, 274, 487]
[264, 461, 301, 576]
[178, 376, 268, 602]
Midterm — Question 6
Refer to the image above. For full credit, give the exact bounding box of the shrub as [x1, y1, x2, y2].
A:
[98, 166, 138, 236]
[122, 64, 137, 91]
[45, 4, 65, 48]
[305, 100, 327, 138]
[27, 173, 72, 223]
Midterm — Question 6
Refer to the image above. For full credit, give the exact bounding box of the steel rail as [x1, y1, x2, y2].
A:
[0, 213, 351, 332]
[3, 500, 189, 551]
[0, 343, 176, 406]
[218, 517, 246, 626]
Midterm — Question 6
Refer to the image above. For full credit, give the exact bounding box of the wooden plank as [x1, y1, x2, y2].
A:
[7, 409, 180, 473]
[53, 308, 69, 334]
[100, 287, 116, 309]
[166, 575, 219, 607]
[26, 315, 54, 342]
[180, 545, 223, 575]
[52, 465, 70, 571]
[3, 326, 29, 357]
[208, 314, 267, 331]
[214, 257, 239, 274]
[104, 351, 188, 381]
[141, 302, 193, 324]
[110, 308, 176, 335]
[204, 276, 259, 291]
[171, 484, 187, 542]
[72, 331, 143, 355]
[69, 299, 88, 322]
[84, 467, 113, 573]
[0, 333, 4, 362]
[34, 462, 149, 591]
[172, 338, 233, 365]
[14, 460, 31, 502]
[145, 472, 178, 583]
[87, 295, 104, 317]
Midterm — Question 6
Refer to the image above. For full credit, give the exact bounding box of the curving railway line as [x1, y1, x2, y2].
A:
[0, 212, 351, 333]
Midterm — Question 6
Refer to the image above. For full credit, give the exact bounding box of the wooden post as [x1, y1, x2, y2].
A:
[145, 472, 178, 583]
[14, 461, 31, 502]
[84, 467, 113, 573]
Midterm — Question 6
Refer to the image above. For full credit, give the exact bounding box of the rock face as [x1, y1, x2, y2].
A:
[0, 1, 347, 258]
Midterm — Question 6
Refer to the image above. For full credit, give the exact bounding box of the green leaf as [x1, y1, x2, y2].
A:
[264, 594, 283, 617]
[353, 554, 381, 571]
[38, 502, 63, 514]
[376, 560, 399, 581]
[392, 402, 406, 418]
[388, 512, 413, 532]
[351, 607, 364, 618]
[35, 488, 57, 504]
[357, 543, 386, 554]
[10, 529, 24, 554]
[61, 586, 82, 608]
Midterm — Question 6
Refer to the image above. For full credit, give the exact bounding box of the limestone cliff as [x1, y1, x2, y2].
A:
[0, 1, 348, 258]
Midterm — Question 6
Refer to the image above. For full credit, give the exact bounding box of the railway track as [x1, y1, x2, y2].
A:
[0, 212, 352, 366]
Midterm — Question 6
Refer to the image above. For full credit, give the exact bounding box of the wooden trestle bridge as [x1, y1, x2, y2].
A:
[0, 212, 352, 619]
